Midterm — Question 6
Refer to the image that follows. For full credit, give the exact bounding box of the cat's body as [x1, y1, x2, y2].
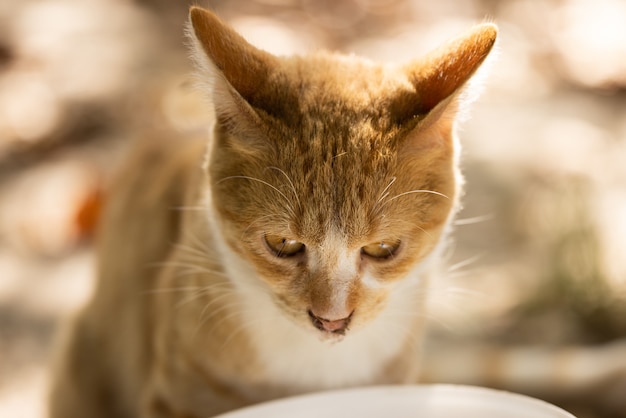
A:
[50, 8, 497, 418]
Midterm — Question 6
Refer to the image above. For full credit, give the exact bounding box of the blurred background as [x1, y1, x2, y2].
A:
[0, 0, 625, 417]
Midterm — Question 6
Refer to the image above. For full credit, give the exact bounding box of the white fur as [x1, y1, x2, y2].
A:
[204, 192, 441, 393]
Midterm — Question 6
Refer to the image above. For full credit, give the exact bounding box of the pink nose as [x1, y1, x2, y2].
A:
[308, 310, 353, 335]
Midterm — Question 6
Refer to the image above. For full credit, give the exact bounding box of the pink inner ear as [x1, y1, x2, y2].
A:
[403, 23, 497, 118]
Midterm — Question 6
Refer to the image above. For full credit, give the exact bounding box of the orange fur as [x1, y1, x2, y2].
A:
[49, 7, 496, 418]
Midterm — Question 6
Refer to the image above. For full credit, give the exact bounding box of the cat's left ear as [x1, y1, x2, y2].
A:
[394, 23, 497, 141]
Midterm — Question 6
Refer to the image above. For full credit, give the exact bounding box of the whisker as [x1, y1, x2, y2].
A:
[172, 242, 209, 260]
[445, 268, 481, 281]
[386, 309, 455, 332]
[175, 288, 214, 309]
[200, 299, 251, 336]
[146, 261, 228, 278]
[170, 205, 207, 212]
[195, 291, 241, 334]
[414, 223, 434, 240]
[384, 189, 450, 206]
[454, 214, 493, 226]
[216, 175, 296, 217]
[376, 176, 397, 205]
[438, 286, 487, 300]
[143, 275, 208, 297]
[198, 283, 278, 339]
[447, 252, 485, 273]
[266, 166, 301, 210]
[143, 286, 205, 295]
[181, 229, 214, 255]
[175, 284, 235, 310]
[220, 312, 278, 350]
[241, 214, 283, 240]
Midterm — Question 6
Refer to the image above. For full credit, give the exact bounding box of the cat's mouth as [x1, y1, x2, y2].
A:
[307, 309, 353, 336]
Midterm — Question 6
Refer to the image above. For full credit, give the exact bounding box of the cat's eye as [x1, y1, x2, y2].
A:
[361, 239, 401, 260]
[264, 234, 305, 258]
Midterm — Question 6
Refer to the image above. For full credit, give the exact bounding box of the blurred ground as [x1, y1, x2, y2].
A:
[1, 0, 625, 417]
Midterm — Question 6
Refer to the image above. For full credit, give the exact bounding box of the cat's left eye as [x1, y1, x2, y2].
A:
[264, 234, 305, 258]
[361, 239, 401, 260]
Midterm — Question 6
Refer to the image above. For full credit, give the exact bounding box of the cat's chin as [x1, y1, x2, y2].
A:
[315, 329, 347, 344]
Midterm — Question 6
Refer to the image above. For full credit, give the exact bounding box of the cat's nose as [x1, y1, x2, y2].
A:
[308, 309, 353, 334]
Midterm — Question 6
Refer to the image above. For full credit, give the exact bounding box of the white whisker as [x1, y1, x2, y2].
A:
[171, 205, 207, 212]
[376, 176, 397, 205]
[172, 242, 209, 260]
[147, 261, 227, 277]
[181, 229, 215, 255]
[439, 286, 486, 300]
[216, 175, 296, 217]
[445, 268, 481, 281]
[195, 291, 241, 334]
[175, 285, 235, 311]
[447, 253, 485, 273]
[143, 286, 205, 295]
[200, 300, 252, 336]
[220, 312, 278, 350]
[241, 214, 283, 240]
[454, 214, 493, 226]
[266, 166, 302, 210]
[385, 189, 450, 205]
[414, 223, 434, 240]
[175, 288, 214, 309]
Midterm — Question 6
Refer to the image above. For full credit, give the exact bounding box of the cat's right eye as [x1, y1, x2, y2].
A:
[264, 234, 305, 258]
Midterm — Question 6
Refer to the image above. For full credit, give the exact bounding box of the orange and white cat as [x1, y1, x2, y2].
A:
[49, 7, 497, 418]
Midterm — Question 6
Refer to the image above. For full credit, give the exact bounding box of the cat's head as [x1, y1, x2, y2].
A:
[188, 8, 496, 341]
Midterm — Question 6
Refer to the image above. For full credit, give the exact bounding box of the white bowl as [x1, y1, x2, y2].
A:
[215, 385, 576, 418]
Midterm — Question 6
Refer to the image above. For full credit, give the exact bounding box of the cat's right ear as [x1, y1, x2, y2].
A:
[187, 7, 278, 137]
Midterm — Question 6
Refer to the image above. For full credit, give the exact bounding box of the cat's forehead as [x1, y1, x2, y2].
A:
[278, 53, 410, 114]
[257, 54, 412, 146]
[289, 53, 395, 86]
[258, 56, 409, 203]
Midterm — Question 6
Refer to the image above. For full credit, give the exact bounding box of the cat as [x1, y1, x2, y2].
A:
[48, 6, 497, 418]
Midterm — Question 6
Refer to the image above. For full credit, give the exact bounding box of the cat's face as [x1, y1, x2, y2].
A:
[190, 8, 496, 340]
[208, 58, 456, 339]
